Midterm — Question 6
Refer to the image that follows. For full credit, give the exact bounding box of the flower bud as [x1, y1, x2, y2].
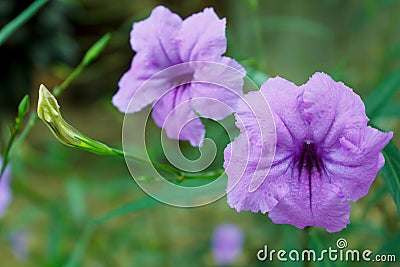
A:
[37, 84, 115, 155]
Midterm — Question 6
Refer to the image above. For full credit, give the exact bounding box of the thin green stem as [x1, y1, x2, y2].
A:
[3, 62, 82, 177]
[13, 113, 39, 150]
[53, 63, 86, 97]
[179, 169, 225, 180]
[111, 147, 224, 181]
[0, 129, 17, 178]
[1, 33, 111, 179]
[0, 0, 49, 47]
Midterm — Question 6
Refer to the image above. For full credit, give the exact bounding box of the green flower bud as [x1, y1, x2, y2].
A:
[37, 84, 116, 155]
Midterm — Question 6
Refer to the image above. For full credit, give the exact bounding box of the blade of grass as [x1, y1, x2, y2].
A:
[0, 0, 49, 46]
[65, 196, 159, 267]
[91, 196, 159, 226]
[64, 225, 95, 267]
[376, 102, 400, 118]
[380, 141, 400, 216]
[365, 68, 400, 119]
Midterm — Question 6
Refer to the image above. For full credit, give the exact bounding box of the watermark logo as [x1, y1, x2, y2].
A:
[122, 61, 275, 207]
[257, 238, 397, 263]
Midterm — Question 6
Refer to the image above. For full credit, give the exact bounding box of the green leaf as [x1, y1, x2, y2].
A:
[17, 95, 30, 120]
[308, 230, 336, 267]
[262, 16, 330, 40]
[376, 102, 400, 118]
[65, 178, 86, 223]
[361, 184, 388, 219]
[0, 0, 49, 47]
[64, 226, 94, 267]
[380, 141, 400, 216]
[365, 69, 400, 119]
[91, 196, 159, 226]
[239, 59, 270, 88]
[246, 66, 270, 88]
[82, 33, 112, 65]
[65, 196, 159, 267]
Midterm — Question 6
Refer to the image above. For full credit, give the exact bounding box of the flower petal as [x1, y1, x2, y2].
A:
[113, 5, 183, 113]
[324, 126, 393, 201]
[152, 87, 205, 146]
[302, 72, 369, 148]
[225, 134, 289, 213]
[179, 8, 226, 61]
[190, 57, 245, 120]
[268, 172, 351, 233]
[224, 90, 288, 213]
[262, 76, 309, 150]
[112, 55, 175, 113]
[130, 6, 182, 66]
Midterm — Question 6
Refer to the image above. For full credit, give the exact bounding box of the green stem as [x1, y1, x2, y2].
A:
[13, 113, 39, 150]
[1, 33, 111, 179]
[111, 147, 224, 181]
[0, 129, 17, 178]
[53, 63, 86, 97]
[0, 0, 49, 47]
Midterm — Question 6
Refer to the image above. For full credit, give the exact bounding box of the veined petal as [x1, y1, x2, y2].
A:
[302, 72, 369, 148]
[268, 172, 351, 233]
[112, 55, 174, 113]
[224, 90, 287, 213]
[262, 76, 309, 151]
[225, 72, 393, 233]
[130, 6, 182, 66]
[152, 87, 205, 146]
[179, 8, 226, 61]
[113, 5, 184, 114]
[325, 126, 393, 201]
[225, 134, 289, 213]
[191, 57, 245, 120]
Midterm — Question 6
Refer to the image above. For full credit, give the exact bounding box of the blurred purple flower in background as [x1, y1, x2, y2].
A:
[0, 157, 12, 218]
[10, 230, 28, 261]
[112, 6, 245, 146]
[212, 223, 243, 266]
[224, 72, 393, 232]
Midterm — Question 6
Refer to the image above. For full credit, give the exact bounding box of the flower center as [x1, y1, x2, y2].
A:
[171, 71, 194, 88]
[295, 141, 324, 213]
[296, 141, 323, 178]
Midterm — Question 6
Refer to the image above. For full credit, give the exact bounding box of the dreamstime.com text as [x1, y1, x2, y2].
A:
[257, 238, 397, 263]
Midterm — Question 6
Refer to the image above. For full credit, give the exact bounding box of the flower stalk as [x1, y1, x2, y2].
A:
[37, 85, 223, 181]
[0, 33, 112, 179]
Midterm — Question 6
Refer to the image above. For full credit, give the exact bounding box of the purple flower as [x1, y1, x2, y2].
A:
[224, 72, 393, 232]
[0, 157, 12, 218]
[10, 230, 28, 261]
[212, 223, 243, 266]
[112, 6, 245, 146]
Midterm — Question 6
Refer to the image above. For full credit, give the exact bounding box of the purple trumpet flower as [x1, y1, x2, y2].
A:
[112, 6, 245, 146]
[224, 72, 393, 232]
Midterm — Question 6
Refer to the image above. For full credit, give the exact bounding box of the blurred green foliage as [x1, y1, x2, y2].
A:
[1, 0, 400, 266]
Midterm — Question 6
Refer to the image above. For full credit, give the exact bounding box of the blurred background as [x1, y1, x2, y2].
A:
[1, 0, 400, 266]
